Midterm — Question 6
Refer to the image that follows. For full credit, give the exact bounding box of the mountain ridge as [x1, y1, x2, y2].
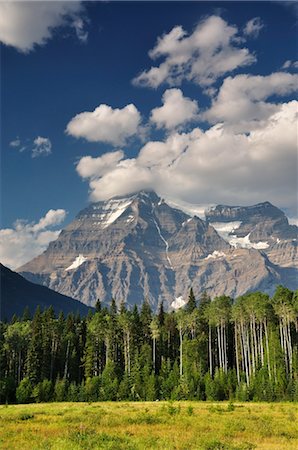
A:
[18, 190, 297, 309]
[0, 263, 92, 320]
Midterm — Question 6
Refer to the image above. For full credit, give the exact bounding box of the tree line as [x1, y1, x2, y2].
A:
[0, 285, 297, 404]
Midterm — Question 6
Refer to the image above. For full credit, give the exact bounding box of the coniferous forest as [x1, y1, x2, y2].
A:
[1, 285, 297, 404]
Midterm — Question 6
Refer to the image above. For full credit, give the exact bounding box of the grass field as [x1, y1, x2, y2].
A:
[0, 401, 297, 449]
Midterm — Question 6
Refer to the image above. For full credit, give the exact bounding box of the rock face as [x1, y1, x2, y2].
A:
[18, 191, 298, 309]
[205, 202, 297, 268]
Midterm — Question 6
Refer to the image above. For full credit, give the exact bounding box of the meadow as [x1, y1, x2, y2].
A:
[0, 401, 297, 450]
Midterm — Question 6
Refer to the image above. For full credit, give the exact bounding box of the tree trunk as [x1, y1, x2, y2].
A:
[127, 331, 131, 376]
[64, 340, 70, 380]
[264, 320, 271, 380]
[235, 323, 240, 384]
[209, 325, 213, 376]
[179, 326, 183, 377]
[217, 326, 222, 371]
[153, 337, 156, 373]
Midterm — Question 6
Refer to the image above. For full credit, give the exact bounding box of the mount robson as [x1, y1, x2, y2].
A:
[18, 191, 298, 310]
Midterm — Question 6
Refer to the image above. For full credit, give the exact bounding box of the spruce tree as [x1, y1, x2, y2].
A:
[185, 288, 197, 313]
[26, 307, 43, 385]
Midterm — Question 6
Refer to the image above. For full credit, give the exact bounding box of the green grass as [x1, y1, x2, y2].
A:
[0, 401, 297, 449]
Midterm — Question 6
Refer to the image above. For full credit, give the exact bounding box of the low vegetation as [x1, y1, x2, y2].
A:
[0, 401, 297, 449]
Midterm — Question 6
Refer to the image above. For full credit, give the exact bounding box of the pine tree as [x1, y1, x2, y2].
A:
[185, 288, 197, 313]
[26, 307, 43, 384]
[95, 299, 101, 312]
[22, 306, 31, 322]
[140, 299, 152, 344]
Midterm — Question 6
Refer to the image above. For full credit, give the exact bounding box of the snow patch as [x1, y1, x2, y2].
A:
[171, 296, 186, 310]
[65, 254, 87, 271]
[182, 218, 192, 227]
[102, 198, 133, 227]
[126, 215, 135, 223]
[205, 251, 226, 260]
[229, 234, 269, 250]
[211, 222, 269, 249]
[91, 198, 134, 228]
[211, 221, 242, 241]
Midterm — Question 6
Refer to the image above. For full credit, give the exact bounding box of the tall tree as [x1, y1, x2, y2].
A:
[185, 288, 197, 313]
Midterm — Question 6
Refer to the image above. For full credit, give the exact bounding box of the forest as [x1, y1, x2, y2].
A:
[0, 285, 297, 404]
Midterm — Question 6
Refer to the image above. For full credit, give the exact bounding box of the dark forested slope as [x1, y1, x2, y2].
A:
[0, 264, 91, 320]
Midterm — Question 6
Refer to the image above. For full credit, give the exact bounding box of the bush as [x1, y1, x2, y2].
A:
[32, 379, 52, 403]
[54, 378, 68, 402]
[16, 378, 32, 404]
[85, 377, 100, 402]
[68, 382, 79, 402]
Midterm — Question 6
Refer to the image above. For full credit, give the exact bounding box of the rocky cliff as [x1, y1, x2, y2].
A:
[18, 191, 297, 309]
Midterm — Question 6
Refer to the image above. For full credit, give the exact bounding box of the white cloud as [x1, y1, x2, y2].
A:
[72, 17, 88, 43]
[66, 103, 142, 146]
[76, 150, 124, 179]
[133, 15, 256, 88]
[150, 88, 199, 129]
[0, 1, 86, 53]
[243, 17, 264, 38]
[204, 72, 298, 132]
[288, 217, 298, 226]
[282, 60, 298, 70]
[0, 209, 67, 270]
[32, 209, 67, 232]
[87, 159, 153, 202]
[9, 138, 21, 148]
[32, 136, 52, 158]
[76, 101, 298, 216]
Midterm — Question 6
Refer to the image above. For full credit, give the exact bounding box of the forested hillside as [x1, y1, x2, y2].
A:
[1, 286, 297, 404]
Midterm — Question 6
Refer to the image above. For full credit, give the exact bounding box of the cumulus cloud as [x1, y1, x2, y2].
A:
[0, 209, 67, 270]
[76, 150, 124, 179]
[150, 88, 199, 130]
[32, 136, 52, 158]
[133, 15, 256, 88]
[0, 1, 86, 53]
[76, 101, 298, 216]
[243, 17, 264, 38]
[66, 103, 142, 146]
[204, 72, 298, 132]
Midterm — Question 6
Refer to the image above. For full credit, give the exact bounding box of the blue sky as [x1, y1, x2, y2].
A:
[1, 1, 297, 268]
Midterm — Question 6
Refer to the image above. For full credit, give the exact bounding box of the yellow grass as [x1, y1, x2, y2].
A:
[0, 401, 297, 449]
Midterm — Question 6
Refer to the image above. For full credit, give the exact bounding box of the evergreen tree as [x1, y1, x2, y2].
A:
[185, 288, 197, 313]
[95, 299, 101, 312]
[26, 307, 43, 384]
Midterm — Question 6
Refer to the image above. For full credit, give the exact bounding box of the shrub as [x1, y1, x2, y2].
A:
[16, 378, 33, 404]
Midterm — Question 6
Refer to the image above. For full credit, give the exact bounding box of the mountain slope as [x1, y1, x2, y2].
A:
[205, 202, 297, 268]
[0, 263, 91, 320]
[18, 191, 297, 309]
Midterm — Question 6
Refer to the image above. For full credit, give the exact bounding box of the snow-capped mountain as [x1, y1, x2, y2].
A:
[18, 191, 297, 309]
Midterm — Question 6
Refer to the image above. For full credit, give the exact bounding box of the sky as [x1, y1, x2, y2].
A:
[1, 0, 298, 269]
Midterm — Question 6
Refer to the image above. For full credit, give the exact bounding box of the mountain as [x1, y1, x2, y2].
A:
[205, 202, 298, 285]
[18, 191, 298, 309]
[0, 263, 92, 320]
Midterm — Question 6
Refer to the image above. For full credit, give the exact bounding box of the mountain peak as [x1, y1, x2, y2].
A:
[18, 193, 297, 308]
[206, 201, 285, 222]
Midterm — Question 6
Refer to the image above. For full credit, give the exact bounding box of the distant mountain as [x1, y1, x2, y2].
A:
[0, 264, 92, 320]
[18, 191, 298, 310]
